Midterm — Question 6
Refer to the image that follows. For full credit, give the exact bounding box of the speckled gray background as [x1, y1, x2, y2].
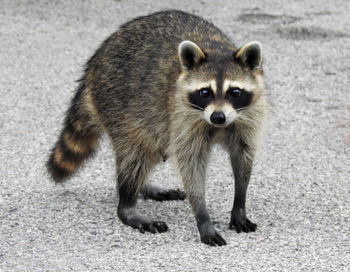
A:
[1, 0, 349, 271]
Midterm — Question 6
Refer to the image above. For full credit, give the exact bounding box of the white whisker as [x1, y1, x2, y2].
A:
[184, 102, 205, 111]
[236, 106, 247, 112]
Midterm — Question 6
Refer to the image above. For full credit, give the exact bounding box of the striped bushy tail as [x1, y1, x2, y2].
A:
[47, 88, 99, 182]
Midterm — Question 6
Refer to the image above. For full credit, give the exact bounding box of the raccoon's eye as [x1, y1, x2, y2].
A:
[228, 88, 242, 97]
[199, 88, 210, 98]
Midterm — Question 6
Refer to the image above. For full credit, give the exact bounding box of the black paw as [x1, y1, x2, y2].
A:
[145, 188, 186, 202]
[160, 188, 186, 201]
[199, 222, 227, 246]
[201, 231, 227, 246]
[137, 220, 169, 234]
[229, 210, 257, 233]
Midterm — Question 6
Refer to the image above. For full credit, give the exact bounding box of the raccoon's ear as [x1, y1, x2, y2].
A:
[235, 41, 262, 70]
[178, 41, 206, 70]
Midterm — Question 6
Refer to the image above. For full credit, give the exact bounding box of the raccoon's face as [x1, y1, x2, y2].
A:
[177, 40, 265, 127]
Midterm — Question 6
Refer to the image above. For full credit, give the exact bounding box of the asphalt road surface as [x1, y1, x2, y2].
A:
[1, 0, 349, 271]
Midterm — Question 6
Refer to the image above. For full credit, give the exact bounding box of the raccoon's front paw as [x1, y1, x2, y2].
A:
[199, 223, 227, 246]
[229, 209, 257, 233]
[136, 220, 169, 234]
[201, 231, 227, 246]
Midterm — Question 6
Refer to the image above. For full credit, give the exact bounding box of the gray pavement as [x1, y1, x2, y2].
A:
[1, 0, 349, 271]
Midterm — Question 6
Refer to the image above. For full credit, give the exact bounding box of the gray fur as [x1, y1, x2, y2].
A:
[47, 10, 268, 246]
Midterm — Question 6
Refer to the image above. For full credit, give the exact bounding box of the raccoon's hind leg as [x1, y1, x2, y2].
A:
[116, 152, 168, 233]
[141, 183, 186, 201]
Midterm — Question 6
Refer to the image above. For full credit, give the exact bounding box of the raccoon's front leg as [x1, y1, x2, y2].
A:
[173, 139, 226, 246]
[182, 161, 226, 246]
[228, 144, 257, 233]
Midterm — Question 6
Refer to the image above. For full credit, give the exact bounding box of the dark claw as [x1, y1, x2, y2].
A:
[201, 232, 227, 246]
[148, 224, 156, 234]
[154, 221, 168, 233]
[201, 236, 214, 246]
[234, 224, 242, 233]
[246, 219, 257, 231]
[209, 239, 216, 246]
[136, 221, 168, 234]
[138, 224, 145, 234]
[241, 224, 250, 233]
[229, 215, 257, 233]
[214, 233, 227, 246]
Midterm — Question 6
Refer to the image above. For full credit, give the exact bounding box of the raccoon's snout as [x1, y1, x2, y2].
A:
[210, 111, 226, 125]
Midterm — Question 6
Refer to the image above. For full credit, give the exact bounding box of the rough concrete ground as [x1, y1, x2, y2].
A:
[0, 0, 349, 271]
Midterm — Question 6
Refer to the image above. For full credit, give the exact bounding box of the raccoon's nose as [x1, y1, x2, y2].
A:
[210, 111, 226, 125]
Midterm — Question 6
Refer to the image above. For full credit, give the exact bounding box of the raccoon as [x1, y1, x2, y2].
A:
[47, 10, 267, 246]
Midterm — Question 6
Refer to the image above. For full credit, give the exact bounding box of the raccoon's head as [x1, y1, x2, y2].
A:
[177, 40, 266, 127]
